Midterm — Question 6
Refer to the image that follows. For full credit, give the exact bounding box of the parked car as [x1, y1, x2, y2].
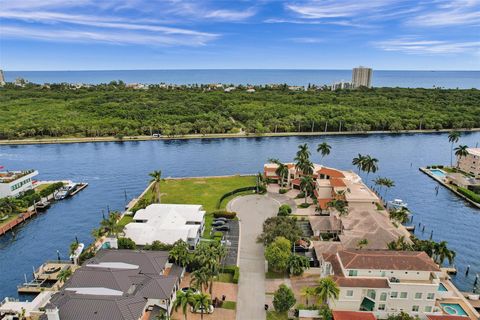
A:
[293, 245, 309, 253]
[212, 220, 226, 227]
[214, 217, 228, 222]
[214, 225, 230, 232]
[181, 287, 200, 294]
[191, 305, 214, 314]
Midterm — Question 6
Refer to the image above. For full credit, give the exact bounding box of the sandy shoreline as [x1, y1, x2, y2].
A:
[1, 128, 479, 146]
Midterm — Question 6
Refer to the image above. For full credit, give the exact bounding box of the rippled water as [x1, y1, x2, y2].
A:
[0, 132, 479, 298]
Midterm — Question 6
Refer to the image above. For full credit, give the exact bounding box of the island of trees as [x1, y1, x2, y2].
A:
[0, 82, 479, 140]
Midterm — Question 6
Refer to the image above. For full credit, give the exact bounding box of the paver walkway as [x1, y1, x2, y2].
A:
[229, 193, 288, 320]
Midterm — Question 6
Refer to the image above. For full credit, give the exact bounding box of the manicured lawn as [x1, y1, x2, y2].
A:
[216, 272, 234, 283]
[35, 183, 54, 193]
[266, 311, 289, 320]
[220, 301, 236, 310]
[266, 271, 288, 279]
[117, 215, 133, 228]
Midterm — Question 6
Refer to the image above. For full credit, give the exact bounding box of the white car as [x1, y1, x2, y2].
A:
[191, 305, 214, 314]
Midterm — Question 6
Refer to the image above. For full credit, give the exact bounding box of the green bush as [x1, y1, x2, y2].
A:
[144, 240, 173, 251]
[39, 182, 64, 198]
[296, 192, 305, 198]
[118, 237, 136, 249]
[426, 166, 431, 169]
[279, 188, 288, 194]
[278, 204, 292, 216]
[212, 210, 237, 219]
[457, 187, 480, 203]
[299, 203, 311, 208]
[221, 265, 240, 284]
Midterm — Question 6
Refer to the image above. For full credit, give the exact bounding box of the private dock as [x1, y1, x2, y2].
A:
[17, 260, 76, 294]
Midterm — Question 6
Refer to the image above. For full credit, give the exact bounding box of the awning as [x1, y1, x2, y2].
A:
[360, 297, 375, 312]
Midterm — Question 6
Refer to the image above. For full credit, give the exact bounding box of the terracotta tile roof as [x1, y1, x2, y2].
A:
[287, 163, 295, 169]
[334, 276, 390, 288]
[330, 178, 347, 187]
[338, 250, 440, 272]
[333, 311, 376, 320]
[317, 198, 332, 210]
[426, 316, 470, 320]
[292, 178, 300, 185]
[317, 168, 345, 178]
[264, 167, 277, 172]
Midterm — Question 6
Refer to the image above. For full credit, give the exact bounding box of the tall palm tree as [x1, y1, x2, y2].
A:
[434, 241, 456, 266]
[352, 154, 367, 173]
[192, 292, 212, 320]
[296, 143, 311, 161]
[448, 131, 461, 167]
[327, 199, 348, 217]
[315, 276, 340, 305]
[287, 254, 310, 275]
[383, 178, 395, 199]
[101, 211, 123, 237]
[269, 159, 289, 187]
[57, 268, 72, 283]
[300, 286, 316, 306]
[362, 155, 379, 179]
[149, 170, 162, 203]
[169, 240, 190, 267]
[173, 290, 195, 320]
[317, 142, 331, 164]
[454, 145, 469, 169]
[190, 268, 210, 293]
[300, 175, 315, 204]
[389, 207, 410, 224]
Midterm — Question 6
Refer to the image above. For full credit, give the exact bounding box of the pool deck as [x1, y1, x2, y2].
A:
[437, 280, 480, 319]
[419, 167, 480, 209]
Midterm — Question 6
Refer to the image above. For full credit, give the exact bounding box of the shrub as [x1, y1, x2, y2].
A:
[39, 182, 64, 198]
[118, 237, 136, 249]
[258, 185, 267, 194]
[278, 204, 292, 216]
[265, 237, 291, 273]
[426, 166, 431, 169]
[457, 187, 480, 203]
[296, 192, 305, 198]
[438, 165, 444, 168]
[212, 210, 237, 219]
[279, 188, 288, 194]
[144, 240, 173, 251]
[299, 203, 311, 208]
[273, 284, 296, 312]
[221, 265, 240, 284]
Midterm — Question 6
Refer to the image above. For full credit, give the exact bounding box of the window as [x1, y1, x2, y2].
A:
[412, 305, 419, 312]
[349, 270, 358, 276]
[425, 306, 432, 312]
[427, 293, 435, 300]
[390, 292, 398, 298]
[414, 293, 422, 300]
[378, 304, 386, 311]
[400, 292, 408, 299]
[346, 290, 353, 297]
[380, 292, 387, 301]
[367, 289, 376, 300]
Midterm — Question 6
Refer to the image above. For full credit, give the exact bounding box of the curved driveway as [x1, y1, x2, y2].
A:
[228, 193, 293, 320]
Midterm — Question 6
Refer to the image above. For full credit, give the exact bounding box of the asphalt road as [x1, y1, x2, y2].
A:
[229, 194, 281, 320]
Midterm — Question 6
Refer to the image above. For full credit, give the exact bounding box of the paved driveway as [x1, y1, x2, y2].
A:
[228, 193, 286, 320]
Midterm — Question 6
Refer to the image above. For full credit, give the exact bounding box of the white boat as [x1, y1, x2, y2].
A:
[69, 243, 84, 261]
[54, 183, 77, 200]
[387, 199, 408, 210]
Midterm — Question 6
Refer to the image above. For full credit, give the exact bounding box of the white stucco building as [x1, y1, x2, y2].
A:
[457, 148, 480, 179]
[124, 204, 205, 249]
[319, 250, 445, 319]
[0, 170, 38, 198]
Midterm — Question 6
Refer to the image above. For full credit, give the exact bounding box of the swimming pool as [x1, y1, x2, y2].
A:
[440, 303, 468, 316]
[438, 283, 448, 292]
[430, 169, 447, 179]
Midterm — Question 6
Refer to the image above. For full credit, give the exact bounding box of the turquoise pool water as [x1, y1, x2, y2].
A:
[440, 303, 468, 316]
[438, 283, 448, 292]
[430, 169, 446, 178]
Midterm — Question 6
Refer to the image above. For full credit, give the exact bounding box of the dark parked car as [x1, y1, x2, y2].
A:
[212, 220, 226, 227]
[214, 225, 230, 232]
[293, 245, 309, 253]
[214, 217, 228, 223]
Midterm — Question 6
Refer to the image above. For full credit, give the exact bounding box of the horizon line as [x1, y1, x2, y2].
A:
[3, 68, 479, 72]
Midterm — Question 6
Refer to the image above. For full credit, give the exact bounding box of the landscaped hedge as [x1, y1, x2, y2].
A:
[279, 188, 288, 194]
[216, 186, 257, 208]
[222, 265, 240, 284]
[212, 210, 237, 219]
[39, 182, 65, 198]
[458, 187, 480, 203]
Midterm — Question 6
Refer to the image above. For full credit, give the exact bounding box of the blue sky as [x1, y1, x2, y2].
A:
[0, 0, 479, 70]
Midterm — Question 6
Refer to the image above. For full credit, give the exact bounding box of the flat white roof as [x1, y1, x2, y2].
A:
[467, 148, 480, 157]
[124, 204, 205, 246]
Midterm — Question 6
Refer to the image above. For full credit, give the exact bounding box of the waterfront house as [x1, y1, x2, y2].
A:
[124, 204, 205, 249]
[457, 148, 480, 179]
[319, 249, 447, 319]
[0, 170, 38, 198]
[43, 250, 184, 320]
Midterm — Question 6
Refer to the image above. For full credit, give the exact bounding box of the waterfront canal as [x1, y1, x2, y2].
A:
[1, 132, 479, 298]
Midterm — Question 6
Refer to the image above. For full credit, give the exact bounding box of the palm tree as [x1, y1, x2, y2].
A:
[269, 158, 289, 187]
[101, 211, 123, 237]
[362, 155, 379, 179]
[382, 178, 395, 199]
[172, 290, 195, 320]
[315, 276, 340, 305]
[454, 145, 469, 169]
[57, 268, 72, 283]
[296, 143, 311, 161]
[352, 154, 366, 173]
[192, 292, 212, 320]
[300, 175, 315, 204]
[91, 227, 104, 239]
[169, 240, 191, 267]
[389, 207, 410, 224]
[357, 239, 368, 249]
[434, 241, 456, 266]
[149, 170, 162, 203]
[448, 131, 461, 167]
[287, 254, 310, 275]
[190, 268, 210, 293]
[387, 236, 412, 251]
[317, 142, 331, 164]
[327, 199, 348, 217]
[300, 286, 316, 306]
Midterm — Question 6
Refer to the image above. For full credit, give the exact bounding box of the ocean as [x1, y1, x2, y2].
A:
[3, 69, 479, 89]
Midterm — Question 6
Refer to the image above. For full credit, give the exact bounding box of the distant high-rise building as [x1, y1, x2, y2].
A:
[352, 66, 372, 88]
[0, 70, 5, 86]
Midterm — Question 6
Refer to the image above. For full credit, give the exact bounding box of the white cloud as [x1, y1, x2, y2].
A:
[204, 8, 257, 21]
[290, 37, 324, 43]
[374, 37, 480, 54]
[408, 0, 480, 26]
[285, 0, 395, 19]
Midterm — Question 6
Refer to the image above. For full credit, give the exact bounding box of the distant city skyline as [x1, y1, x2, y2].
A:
[0, 0, 479, 71]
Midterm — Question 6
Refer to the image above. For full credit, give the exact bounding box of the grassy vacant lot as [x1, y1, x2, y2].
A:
[131, 175, 256, 237]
